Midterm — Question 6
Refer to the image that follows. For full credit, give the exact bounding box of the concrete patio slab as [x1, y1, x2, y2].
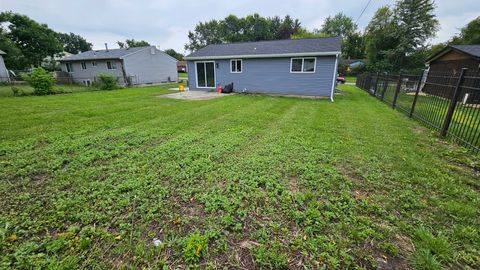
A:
[159, 90, 231, 100]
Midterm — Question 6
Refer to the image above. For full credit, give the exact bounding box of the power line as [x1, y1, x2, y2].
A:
[355, 0, 373, 25]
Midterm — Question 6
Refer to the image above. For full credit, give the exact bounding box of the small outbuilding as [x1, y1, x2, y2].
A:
[426, 44, 480, 75]
[184, 37, 341, 99]
[424, 44, 480, 103]
[59, 46, 178, 86]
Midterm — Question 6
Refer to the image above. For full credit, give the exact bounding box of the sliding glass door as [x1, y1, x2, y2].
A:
[196, 61, 215, 88]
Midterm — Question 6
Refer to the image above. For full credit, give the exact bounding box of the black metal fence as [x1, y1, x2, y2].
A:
[356, 69, 480, 154]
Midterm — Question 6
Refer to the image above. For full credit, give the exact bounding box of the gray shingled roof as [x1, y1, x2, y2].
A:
[59, 46, 148, 61]
[427, 44, 480, 63]
[0, 49, 6, 55]
[451, 45, 480, 58]
[185, 37, 341, 59]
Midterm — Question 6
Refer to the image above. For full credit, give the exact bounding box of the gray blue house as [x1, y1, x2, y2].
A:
[59, 46, 177, 86]
[184, 36, 341, 99]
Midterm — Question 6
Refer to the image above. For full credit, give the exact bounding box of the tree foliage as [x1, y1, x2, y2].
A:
[163, 48, 184, 60]
[364, 0, 439, 72]
[320, 12, 357, 37]
[0, 12, 92, 70]
[57, 32, 92, 54]
[0, 12, 63, 67]
[290, 28, 330, 39]
[451, 17, 480, 45]
[185, 14, 301, 51]
[394, 0, 439, 66]
[0, 30, 27, 70]
[117, 39, 150, 48]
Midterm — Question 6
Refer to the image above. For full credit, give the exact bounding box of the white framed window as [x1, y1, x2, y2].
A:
[92, 61, 96, 67]
[230, 59, 242, 73]
[290, 57, 316, 73]
[66, 63, 73, 73]
[81, 62, 87, 70]
[107, 61, 116, 70]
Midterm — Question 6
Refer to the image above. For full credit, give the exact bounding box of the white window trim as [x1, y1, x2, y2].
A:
[107, 61, 116, 70]
[194, 61, 216, 89]
[290, 57, 316, 73]
[81, 62, 87, 70]
[230, 59, 242, 73]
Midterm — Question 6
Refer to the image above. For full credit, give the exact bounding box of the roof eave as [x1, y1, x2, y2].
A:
[426, 45, 480, 64]
[59, 57, 121, 62]
[185, 51, 341, 60]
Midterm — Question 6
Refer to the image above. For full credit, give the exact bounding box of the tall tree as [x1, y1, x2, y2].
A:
[317, 12, 364, 59]
[0, 12, 62, 67]
[320, 12, 357, 37]
[57, 32, 92, 54]
[394, 0, 439, 66]
[451, 17, 480, 45]
[117, 39, 150, 48]
[164, 48, 184, 60]
[364, 6, 400, 71]
[0, 30, 27, 70]
[185, 14, 302, 51]
[343, 32, 365, 59]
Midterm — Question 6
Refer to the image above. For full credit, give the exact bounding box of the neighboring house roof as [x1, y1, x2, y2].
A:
[59, 46, 150, 61]
[426, 44, 480, 63]
[185, 36, 342, 60]
[0, 49, 6, 55]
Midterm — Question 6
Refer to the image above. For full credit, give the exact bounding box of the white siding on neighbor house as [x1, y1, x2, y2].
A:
[187, 56, 337, 96]
[60, 60, 124, 85]
[0, 55, 9, 82]
[122, 47, 178, 85]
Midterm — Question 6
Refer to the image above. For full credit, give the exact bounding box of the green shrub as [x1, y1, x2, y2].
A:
[96, 74, 118, 90]
[21, 68, 55, 95]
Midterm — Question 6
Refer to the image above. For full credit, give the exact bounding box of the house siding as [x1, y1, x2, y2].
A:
[60, 59, 125, 85]
[187, 56, 337, 96]
[0, 55, 8, 82]
[122, 48, 178, 85]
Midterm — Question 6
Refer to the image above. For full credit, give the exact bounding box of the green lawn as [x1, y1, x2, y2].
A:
[345, 76, 357, 84]
[0, 85, 478, 269]
[178, 72, 188, 80]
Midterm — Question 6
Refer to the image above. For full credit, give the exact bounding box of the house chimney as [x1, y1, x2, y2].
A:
[105, 43, 109, 52]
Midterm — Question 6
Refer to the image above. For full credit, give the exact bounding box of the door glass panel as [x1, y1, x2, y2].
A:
[196, 62, 206, 87]
[206, 62, 215, 87]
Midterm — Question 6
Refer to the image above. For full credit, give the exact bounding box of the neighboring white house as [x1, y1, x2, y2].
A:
[59, 46, 178, 86]
[0, 50, 9, 83]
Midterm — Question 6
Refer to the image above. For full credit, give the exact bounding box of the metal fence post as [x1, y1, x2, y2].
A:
[409, 72, 424, 118]
[373, 72, 380, 96]
[380, 77, 388, 100]
[440, 68, 467, 137]
[392, 74, 403, 109]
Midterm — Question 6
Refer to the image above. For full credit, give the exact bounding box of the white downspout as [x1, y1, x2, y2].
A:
[330, 54, 339, 102]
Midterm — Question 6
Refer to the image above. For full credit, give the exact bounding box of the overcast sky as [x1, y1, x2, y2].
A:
[1, 0, 478, 54]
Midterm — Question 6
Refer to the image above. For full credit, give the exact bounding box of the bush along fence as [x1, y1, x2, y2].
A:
[1, 71, 138, 87]
[356, 69, 480, 154]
